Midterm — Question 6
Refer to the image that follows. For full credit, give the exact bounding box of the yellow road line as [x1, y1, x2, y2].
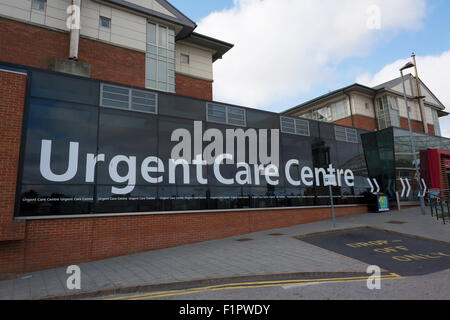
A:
[105, 273, 402, 301]
[129, 275, 402, 300]
[106, 275, 376, 300]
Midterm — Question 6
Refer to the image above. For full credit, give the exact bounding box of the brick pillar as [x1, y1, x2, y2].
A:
[0, 70, 27, 275]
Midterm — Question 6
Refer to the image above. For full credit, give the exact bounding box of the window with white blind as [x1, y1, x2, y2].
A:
[206, 103, 246, 127]
[280, 117, 310, 136]
[100, 84, 158, 114]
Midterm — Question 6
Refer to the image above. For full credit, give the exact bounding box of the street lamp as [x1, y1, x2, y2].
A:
[399, 61, 426, 215]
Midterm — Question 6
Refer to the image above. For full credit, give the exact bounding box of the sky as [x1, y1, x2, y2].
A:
[170, 0, 450, 137]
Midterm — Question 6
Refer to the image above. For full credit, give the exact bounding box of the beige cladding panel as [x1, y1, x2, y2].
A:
[0, 0, 69, 27]
[48, 0, 71, 10]
[392, 81, 413, 97]
[176, 42, 213, 81]
[397, 97, 422, 122]
[0, 2, 30, 20]
[80, 0, 147, 51]
[30, 9, 45, 24]
[127, 0, 176, 18]
[110, 10, 146, 50]
[45, 0, 70, 29]
[389, 77, 440, 108]
[425, 106, 434, 124]
[351, 93, 375, 118]
[0, 0, 31, 12]
[420, 83, 441, 107]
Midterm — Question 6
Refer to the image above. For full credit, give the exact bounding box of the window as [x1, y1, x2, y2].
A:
[32, 0, 46, 11]
[332, 100, 348, 120]
[432, 110, 441, 136]
[310, 100, 348, 123]
[376, 95, 400, 129]
[100, 16, 111, 29]
[335, 126, 358, 143]
[299, 112, 312, 120]
[280, 117, 310, 136]
[146, 22, 175, 93]
[388, 96, 399, 110]
[180, 54, 190, 64]
[100, 83, 157, 114]
[207, 103, 246, 127]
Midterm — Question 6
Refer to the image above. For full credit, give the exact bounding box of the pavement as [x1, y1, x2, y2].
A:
[0, 207, 449, 300]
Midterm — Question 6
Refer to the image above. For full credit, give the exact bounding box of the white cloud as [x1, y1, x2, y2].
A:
[357, 51, 450, 138]
[197, 0, 427, 109]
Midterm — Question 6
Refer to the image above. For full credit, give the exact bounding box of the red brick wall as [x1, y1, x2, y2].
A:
[334, 115, 434, 134]
[176, 73, 213, 101]
[0, 71, 26, 227]
[0, 18, 145, 88]
[400, 117, 426, 133]
[354, 115, 378, 131]
[0, 70, 27, 276]
[333, 115, 378, 132]
[1, 205, 367, 274]
[78, 37, 145, 88]
[0, 18, 69, 71]
[0, 18, 212, 100]
[333, 117, 353, 128]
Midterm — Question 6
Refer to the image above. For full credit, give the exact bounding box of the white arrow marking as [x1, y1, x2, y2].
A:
[421, 179, 427, 197]
[367, 178, 374, 193]
[405, 179, 411, 198]
[400, 178, 406, 198]
[417, 178, 427, 197]
[373, 179, 380, 193]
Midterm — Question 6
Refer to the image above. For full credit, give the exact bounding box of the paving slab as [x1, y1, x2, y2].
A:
[0, 207, 448, 300]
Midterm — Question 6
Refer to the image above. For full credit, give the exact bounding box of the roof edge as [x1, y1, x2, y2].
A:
[282, 83, 375, 115]
[100, 0, 196, 29]
[179, 32, 234, 62]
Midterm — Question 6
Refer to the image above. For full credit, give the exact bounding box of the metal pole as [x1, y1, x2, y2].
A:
[411, 53, 428, 134]
[400, 70, 426, 215]
[329, 184, 336, 228]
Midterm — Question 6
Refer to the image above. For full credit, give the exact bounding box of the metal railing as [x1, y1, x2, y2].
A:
[427, 189, 450, 224]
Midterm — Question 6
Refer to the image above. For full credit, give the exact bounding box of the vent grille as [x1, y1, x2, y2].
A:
[101, 84, 157, 114]
[335, 126, 358, 143]
[207, 103, 246, 127]
[280, 117, 310, 136]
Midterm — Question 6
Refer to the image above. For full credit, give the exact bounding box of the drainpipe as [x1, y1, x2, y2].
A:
[344, 92, 355, 128]
[411, 53, 428, 134]
[69, 0, 82, 60]
[372, 96, 379, 131]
